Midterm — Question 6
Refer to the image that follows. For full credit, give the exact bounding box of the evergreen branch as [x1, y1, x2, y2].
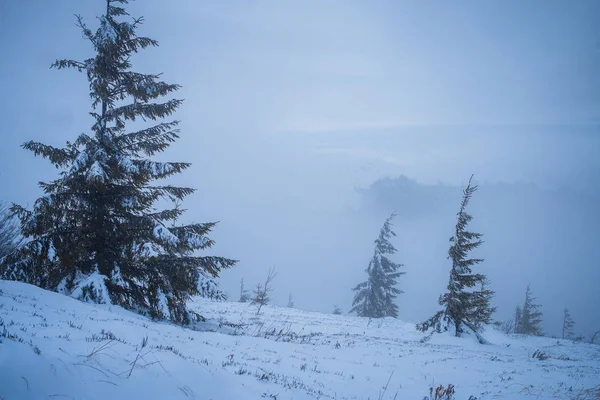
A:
[116, 122, 180, 155]
[22, 141, 74, 168]
[131, 160, 192, 180]
[75, 14, 96, 47]
[116, 72, 181, 102]
[51, 59, 87, 72]
[105, 99, 183, 122]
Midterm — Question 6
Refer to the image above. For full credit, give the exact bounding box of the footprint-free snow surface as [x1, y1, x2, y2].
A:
[1, 281, 599, 400]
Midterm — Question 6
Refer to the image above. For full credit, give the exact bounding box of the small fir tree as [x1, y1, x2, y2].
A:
[332, 305, 342, 315]
[287, 293, 294, 308]
[520, 284, 543, 336]
[0, 0, 236, 324]
[239, 278, 250, 303]
[251, 268, 277, 315]
[417, 176, 496, 343]
[562, 308, 575, 339]
[350, 212, 405, 318]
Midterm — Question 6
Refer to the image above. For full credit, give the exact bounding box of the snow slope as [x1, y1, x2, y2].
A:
[1, 281, 598, 400]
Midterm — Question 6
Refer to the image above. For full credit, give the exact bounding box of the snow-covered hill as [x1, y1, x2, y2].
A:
[1, 281, 598, 400]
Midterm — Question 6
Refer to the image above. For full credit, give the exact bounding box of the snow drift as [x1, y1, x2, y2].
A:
[1, 280, 599, 400]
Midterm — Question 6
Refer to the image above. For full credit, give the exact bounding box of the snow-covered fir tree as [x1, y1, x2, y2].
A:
[417, 176, 495, 343]
[350, 212, 405, 318]
[514, 305, 523, 334]
[563, 308, 575, 339]
[287, 293, 294, 308]
[0, 0, 236, 324]
[332, 305, 342, 315]
[519, 284, 543, 336]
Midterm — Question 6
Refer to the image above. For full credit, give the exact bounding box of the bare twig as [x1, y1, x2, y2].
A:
[378, 371, 395, 400]
[126, 335, 149, 378]
[73, 363, 110, 378]
[85, 339, 114, 360]
[97, 380, 118, 386]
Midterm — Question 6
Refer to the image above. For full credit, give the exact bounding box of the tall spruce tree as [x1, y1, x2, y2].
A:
[519, 284, 543, 336]
[0, 0, 236, 324]
[350, 212, 405, 318]
[417, 176, 495, 343]
[562, 308, 575, 339]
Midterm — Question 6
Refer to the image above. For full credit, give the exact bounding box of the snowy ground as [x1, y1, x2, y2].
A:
[1, 281, 599, 400]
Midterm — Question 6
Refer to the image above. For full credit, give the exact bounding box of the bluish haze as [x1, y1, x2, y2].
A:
[0, 1, 598, 337]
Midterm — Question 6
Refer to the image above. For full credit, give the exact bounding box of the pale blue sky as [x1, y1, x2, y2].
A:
[1, 1, 598, 202]
[0, 1, 599, 336]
